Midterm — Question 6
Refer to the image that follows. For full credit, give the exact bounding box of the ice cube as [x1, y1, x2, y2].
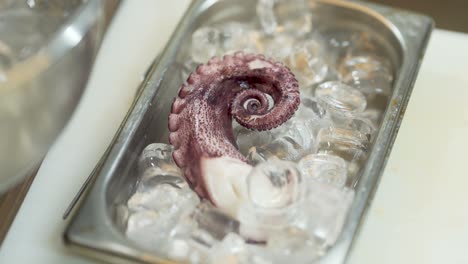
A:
[340, 55, 393, 96]
[319, 66, 343, 85]
[270, 119, 314, 151]
[165, 208, 216, 263]
[298, 153, 347, 188]
[315, 127, 370, 183]
[265, 227, 323, 262]
[138, 143, 180, 177]
[285, 39, 329, 86]
[220, 22, 261, 54]
[125, 199, 194, 254]
[191, 27, 222, 63]
[316, 127, 370, 159]
[252, 116, 317, 162]
[166, 238, 194, 262]
[346, 117, 377, 141]
[208, 233, 249, 264]
[126, 210, 179, 251]
[137, 174, 187, 193]
[247, 160, 303, 209]
[137, 143, 184, 192]
[234, 125, 274, 156]
[298, 96, 327, 119]
[128, 183, 199, 213]
[246, 146, 274, 165]
[298, 182, 355, 246]
[262, 33, 295, 61]
[165, 203, 229, 263]
[238, 160, 304, 240]
[256, 0, 276, 36]
[167, 234, 208, 264]
[295, 95, 333, 138]
[126, 180, 199, 251]
[340, 32, 383, 61]
[247, 137, 305, 163]
[315, 81, 367, 116]
[166, 204, 242, 263]
[324, 31, 352, 65]
[192, 202, 240, 241]
[257, 0, 312, 36]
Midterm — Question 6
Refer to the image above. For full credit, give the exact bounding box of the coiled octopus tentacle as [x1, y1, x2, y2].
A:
[168, 52, 299, 217]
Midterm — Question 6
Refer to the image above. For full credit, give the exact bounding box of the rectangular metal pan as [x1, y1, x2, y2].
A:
[64, 0, 433, 263]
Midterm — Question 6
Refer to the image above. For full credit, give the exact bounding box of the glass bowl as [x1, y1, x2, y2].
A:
[0, 0, 111, 192]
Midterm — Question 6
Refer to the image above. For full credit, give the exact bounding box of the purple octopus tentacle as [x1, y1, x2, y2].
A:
[168, 52, 300, 202]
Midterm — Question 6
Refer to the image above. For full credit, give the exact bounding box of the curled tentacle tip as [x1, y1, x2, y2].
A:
[168, 51, 300, 213]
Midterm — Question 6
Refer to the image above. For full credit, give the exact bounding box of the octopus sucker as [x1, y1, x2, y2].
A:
[168, 132, 181, 148]
[168, 52, 300, 221]
[170, 98, 186, 114]
[168, 114, 180, 131]
[171, 149, 184, 165]
[178, 84, 192, 98]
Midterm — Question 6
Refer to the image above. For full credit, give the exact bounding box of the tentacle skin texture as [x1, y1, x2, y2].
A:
[168, 52, 300, 218]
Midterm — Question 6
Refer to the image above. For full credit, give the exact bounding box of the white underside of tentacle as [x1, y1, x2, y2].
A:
[200, 156, 252, 218]
[200, 156, 286, 241]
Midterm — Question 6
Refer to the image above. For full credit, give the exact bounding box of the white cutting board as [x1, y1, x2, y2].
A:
[1, 1, 467, 264]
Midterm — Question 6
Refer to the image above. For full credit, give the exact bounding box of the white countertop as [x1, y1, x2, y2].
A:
[1, 1, 468, 264]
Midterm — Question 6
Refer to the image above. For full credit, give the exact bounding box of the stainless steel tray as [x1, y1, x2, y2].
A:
[64, 0, 433, 263]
